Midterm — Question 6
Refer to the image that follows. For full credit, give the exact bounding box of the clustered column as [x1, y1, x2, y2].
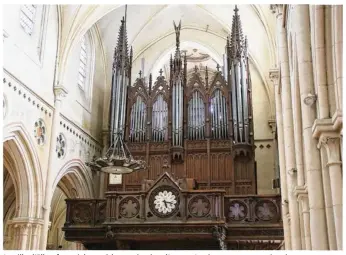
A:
[270, 4, 343, 250]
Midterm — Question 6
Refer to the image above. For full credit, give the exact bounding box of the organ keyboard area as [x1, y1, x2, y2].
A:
[109, 8, 256, 195]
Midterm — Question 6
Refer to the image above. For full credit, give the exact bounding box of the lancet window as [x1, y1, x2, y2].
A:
[129, 96, 147, 142]
[188, 90, 205, 140]
[210, 89, 228, 139]
[152, 94, 168, 142]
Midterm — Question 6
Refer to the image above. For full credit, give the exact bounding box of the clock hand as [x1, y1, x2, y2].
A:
[163, 200, 167, 207]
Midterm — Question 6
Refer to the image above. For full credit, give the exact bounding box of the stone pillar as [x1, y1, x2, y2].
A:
[331, 5, 343, 112]
[14, 223, 31, 250]
[293, 5, 329, 250]
[30, 224, 41, 250]
[269, 68, 291, 249]
[275, 6, 302, 249]
[40, 86, 68, 249]
[311, 5, 330, 119]
[319, 143, 337, 249]
[296, 186, 312, 250]
[319, 135, 343, 249]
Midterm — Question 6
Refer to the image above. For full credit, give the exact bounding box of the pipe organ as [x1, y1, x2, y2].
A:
[109, 7, 256, 195]
[63, 7, 284, 250]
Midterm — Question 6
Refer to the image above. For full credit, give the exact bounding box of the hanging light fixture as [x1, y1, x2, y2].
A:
[87, 132, 146, 174]
[87, 5, 146, 174]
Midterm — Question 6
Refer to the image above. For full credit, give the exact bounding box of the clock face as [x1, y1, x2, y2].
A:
[149, 186, 180, 218]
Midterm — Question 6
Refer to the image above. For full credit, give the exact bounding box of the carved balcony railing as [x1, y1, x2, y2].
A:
[224, 195, 282, 225]
[64, 199, 107, 228]
[104, 190, 225, 223]
[64, 195, 282, 228]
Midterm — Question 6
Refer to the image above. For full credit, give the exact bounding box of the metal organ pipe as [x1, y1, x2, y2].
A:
[242, 60, 249, 143]
[231, 64, 238, 143]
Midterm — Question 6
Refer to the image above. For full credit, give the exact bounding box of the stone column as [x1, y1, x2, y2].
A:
[30, 224, 41, 250]
[319, 143, 337, 249]
[319, 135, 343, 249]
[14, 223, 31, 250]
[311, 5, 330, 119]
[276, 6, 302, 249]
[293, 5, 329, 250]
[40, 86, 68, 249]
[296, 187, 312, 250]
[331, 5, 343, 112]
[269, 68, 291, 249]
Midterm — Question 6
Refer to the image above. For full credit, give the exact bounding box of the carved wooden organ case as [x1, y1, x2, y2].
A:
[108, 10, 256, 195]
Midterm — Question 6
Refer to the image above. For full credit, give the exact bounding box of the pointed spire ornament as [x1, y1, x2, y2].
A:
[230, 5, 245, 59]
[87, 4, 146, 174]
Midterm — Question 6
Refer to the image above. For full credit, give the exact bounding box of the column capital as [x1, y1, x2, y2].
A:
[53, 86, 68, 101]
[294, 185, 308, 202]
[312, 118, 333, 139]
[269, 68, 280, 85]
[319, 134, 341, 164]
[11, 217, 45, 226]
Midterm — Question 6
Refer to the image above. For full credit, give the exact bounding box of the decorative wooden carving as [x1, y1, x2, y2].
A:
[63, 180, 283, 249]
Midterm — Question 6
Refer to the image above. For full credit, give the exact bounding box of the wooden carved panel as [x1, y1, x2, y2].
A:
[186, 140, 207, 151]
[149, 154, 169, 180]
[186, 153, 208, 181]
[210, 153, 233, 181]
[224, 195, 281, 224]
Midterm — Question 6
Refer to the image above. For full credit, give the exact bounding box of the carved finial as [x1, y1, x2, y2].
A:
[173, 20, 181, 49]
[216, 63, 220, 72]
[139, 70, 142, 78]
[194, 65, 198, 73]
[230, 4, 245, 59]
[159, 69, 163, 76]
[173, 20, 182, 58]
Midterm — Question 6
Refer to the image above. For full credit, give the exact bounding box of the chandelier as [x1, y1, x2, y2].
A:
[87, 5, 146, 175]
[87, 133, 146, 174]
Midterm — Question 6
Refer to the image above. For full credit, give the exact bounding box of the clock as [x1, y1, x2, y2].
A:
[109, 173, 122, 185]
[149, 185, 180, 218]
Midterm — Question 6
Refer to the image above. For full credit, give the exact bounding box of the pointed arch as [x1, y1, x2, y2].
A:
[3, 122, 43, 219]
[52, 159, 94, 199]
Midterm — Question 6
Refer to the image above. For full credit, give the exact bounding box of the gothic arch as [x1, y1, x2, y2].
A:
[52, 159, 95, 199]
[3, 122, 43, 219]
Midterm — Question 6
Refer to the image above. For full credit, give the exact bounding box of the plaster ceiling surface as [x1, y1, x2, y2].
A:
[95, 4, 276, 83]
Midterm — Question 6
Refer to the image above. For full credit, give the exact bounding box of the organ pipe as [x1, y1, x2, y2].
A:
[188, 90, 205, 140]
[211, 90, 228, 139]
[109, 9, 131, 148]
[171, 20, 184, 147]
[228, 5, 252, 145]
